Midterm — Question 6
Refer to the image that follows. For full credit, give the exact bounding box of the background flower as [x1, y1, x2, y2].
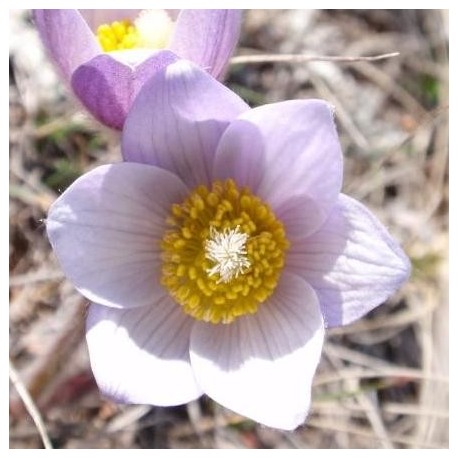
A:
[33, 9, 242, 130]
[46, 60, 410, 430]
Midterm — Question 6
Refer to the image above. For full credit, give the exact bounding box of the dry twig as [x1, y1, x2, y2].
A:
[230, 52, 400, 66]
[9, 361, 53, 449]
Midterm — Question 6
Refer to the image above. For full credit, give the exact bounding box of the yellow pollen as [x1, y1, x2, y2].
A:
[161, 179, 289, 324]
[96, 10, 174, 52]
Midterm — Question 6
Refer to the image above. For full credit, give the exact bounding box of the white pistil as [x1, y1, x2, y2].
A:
[205, 226, 251, 283]
[134, 10, 174, 49]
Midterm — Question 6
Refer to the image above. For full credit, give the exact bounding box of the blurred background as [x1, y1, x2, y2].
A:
[9, 10, 448, 448]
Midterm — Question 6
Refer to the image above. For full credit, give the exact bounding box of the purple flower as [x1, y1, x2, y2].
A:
[46, 61, 410, 430]
[33, 9, 241, 130]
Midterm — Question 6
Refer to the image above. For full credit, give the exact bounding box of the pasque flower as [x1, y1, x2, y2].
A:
[33, 9, 241, 130]
[46, 61, 410, 430]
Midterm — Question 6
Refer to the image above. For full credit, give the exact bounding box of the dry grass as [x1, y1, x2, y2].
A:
[9, 10, 448, 448]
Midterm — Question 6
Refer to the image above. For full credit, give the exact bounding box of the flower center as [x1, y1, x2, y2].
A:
[205, 226, 251, 283]
[96, 10, 174, 52]
[161, 179, 289, 324]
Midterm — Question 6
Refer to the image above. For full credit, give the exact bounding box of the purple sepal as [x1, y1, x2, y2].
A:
[71, 51, 178, 130]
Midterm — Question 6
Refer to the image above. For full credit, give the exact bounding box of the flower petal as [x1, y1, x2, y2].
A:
[190, 273, 324, 430]
[46, 163, 189, 309]
[214, 100, 343, 236]
[122, 60, 249, 188]
[86, 300, 203, 405]
[71, 51, 178, 130]
[212, 118, 266, 192]
[33, 10, 100, 83]
[286, 194, 411, 327]
[169, 10, 242, 79]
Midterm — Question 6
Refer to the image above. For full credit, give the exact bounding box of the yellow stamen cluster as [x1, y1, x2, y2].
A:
[96, 10, 174, 52]
[97, 20, 140, 52]
[161, 179, 289, 324]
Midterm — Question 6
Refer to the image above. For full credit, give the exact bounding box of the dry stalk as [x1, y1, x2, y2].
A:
[230, 52, 400, 66]
[9, 361, 53, 449]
